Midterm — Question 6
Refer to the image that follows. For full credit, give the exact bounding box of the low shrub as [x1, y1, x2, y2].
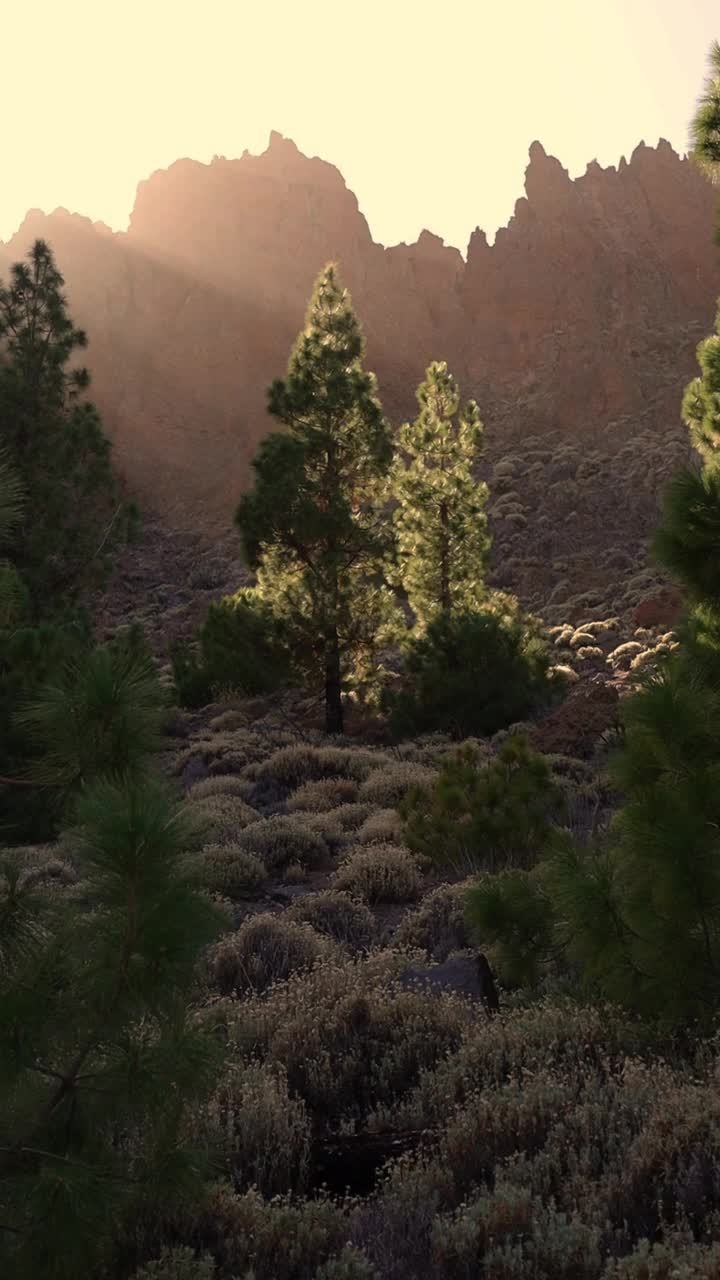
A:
[357, 762, 438, 808]
[287, 890, 376, 949]
[394, 882, 473, 961]
[130, 1248, 217, 1279]
[287, 777, 360, 812]
[198, 1062, 311, 1197]
[332, 845, 423, 903]
[207, 709, 248, 733]
[386, 604, 554, 739]
[603, 1237, 720, 1277]
[187, 1184, 350, 1280]
[199, 843, 267, 898]
[235, 814, 330, 873]
[314, 1247, 379, 1279]
[186, 775, 254, 802]
[205, 913, 335, 994]
[188, 794, 261, 845]
[226, 952, 473, 1129]
[255, 744, 385, 791]
[356, 809, 404, 846]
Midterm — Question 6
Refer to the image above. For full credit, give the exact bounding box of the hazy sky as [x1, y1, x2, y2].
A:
[3, 0, 718, 255]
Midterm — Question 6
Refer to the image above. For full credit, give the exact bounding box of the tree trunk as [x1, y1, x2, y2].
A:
[325, 627, 343, 735]
[439, 498, 451, 614]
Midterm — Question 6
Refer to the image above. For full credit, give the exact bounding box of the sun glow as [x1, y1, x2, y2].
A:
[2, 0, 718, 253]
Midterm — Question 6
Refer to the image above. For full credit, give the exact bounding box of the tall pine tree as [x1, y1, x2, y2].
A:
[236, 264, 399, 734]
[391, 361, 489, 627]
[0, 239, 130, 616]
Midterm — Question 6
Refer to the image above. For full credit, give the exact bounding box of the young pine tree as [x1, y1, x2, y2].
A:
[391, 360, 489, 628]
[0, 239, 131, 615]
[1, 638, 225, 1277]
[0, 776, 225, 1280]
[236, 264, 399, 734]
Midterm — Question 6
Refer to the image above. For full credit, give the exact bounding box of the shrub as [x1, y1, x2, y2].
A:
[287, 777, 359, 812]
[199, 843, 267, 898]
[287, 890, 376, 949]
[255, 744, 384, 791]
[171, 590, 293, 709]
[429, 1186, 601, 1279]
[357, 762, 438, 807]
[235, 815, 330, 873]
[401, 735, 561, 875]
[205, 913, 335, 994]
[323, 803, 375, 832]
[130, 1248, 216, 1280]
[332, 845, 422, 903]
[387, 605, 553, 739]
[314, 1247, 378, 1279]
[198, 1062, 311, 1197]
[226, 951, 473, 1128]
[394, 882, 473, 961]
[187, 1183, 349, 1280]
[207, 709, 247, 732]
[356, 809, 404, 846]
[186, 775, 254, 802]
[188, 794, 261, 845]
[603, 1237, 720, 1278]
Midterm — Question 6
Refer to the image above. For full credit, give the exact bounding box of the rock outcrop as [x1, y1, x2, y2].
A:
[1, 132, 717, 531]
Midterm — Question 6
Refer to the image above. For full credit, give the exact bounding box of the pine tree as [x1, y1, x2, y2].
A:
[0, 450, 26, 629]
[690, 38, 720, 244]
[0, 776, 225, 1280]
[236, 264, 399, 734]
[0, 239, 131, 616]
[391, 360, 489, 628]
[0, 642, 225, 1279]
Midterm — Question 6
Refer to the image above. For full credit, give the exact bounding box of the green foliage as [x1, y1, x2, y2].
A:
[391, 360, 490, 627]
[388, 601, 553, 739]
[171, 589, 293, 708]
[17, 624, 164, 794]
[401, 735, 560, 876]
[0, 775, 225, 1280]
[690, 40, 720, 244]
[466, 867, 554, 987]
[0, 239, 132, 615]
[236, 263, 400, 733]
[677, 309, 720, 466]
[0, 242, 136, 840]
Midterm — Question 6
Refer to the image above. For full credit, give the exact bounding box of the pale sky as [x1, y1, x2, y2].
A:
[2, 0, 718, 255]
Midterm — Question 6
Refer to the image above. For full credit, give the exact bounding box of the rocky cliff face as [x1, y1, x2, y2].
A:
[1, 132, 717, 531]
